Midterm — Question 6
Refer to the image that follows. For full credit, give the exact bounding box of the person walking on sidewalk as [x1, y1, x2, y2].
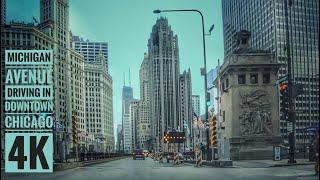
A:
[315, 135, 319, 175]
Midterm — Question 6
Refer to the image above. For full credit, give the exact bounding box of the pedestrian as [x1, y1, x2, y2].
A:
[314, 135, 319, 175]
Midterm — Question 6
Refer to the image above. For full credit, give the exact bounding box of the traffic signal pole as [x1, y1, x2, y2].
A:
[209, 115, 217, 160]
[284, 0, 296, 164]
[72, 111, 79, 161]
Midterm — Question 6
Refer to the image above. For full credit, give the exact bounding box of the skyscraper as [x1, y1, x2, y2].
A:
[1, 0, 5, 25]
[38, 0, 87, 154]
[222, 0, 319, 147]
[116, 124, 123, 152]
[148, 17, 180, 151]
[123, 98, 138, 153]
[207, 68, 218, 108]
[137, 53, 152, 150]
[122, 74, 134, 152]
[122, 86, 133, 101]
[72, 35, 114, 152]
[192, 95, 200, 117]
[179, 69, 192, 150]
[129, 99, 139, 151]
[84, 53, 114, 152]
[72, 36, 109, 73]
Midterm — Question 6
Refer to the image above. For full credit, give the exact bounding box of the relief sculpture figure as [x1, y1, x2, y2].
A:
[239, 90, 273, 136]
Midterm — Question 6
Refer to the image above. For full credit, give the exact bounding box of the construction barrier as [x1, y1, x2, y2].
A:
[154, 153, 159, 161]
[159, 152, 163, 163]
[173, 152, 180, 166]
[195, 148, 203, 167]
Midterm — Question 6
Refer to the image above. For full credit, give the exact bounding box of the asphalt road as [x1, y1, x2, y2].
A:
[2, 157, 318, 180]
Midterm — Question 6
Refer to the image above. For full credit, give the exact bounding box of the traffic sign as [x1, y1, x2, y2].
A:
[287, 122, 293, 132]
[163, 132, 185, 143]
[278, 75, 288, 83]
[306, 127, 319, 133]
[54, 121, 64, 132]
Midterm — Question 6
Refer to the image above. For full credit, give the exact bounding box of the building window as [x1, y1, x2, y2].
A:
[263, 73, 270, 84]
[222, 111, 225, 122]
[226, 78, 229, 88]
[238, 74, 246, 84]
[250, 73, 258, 84]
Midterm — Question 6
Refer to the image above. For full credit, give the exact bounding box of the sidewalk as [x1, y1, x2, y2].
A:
[233, 159, 315, 168]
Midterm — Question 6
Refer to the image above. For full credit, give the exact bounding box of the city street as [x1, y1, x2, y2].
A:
[2, 157, 317, 180]
[1, 0, 319, 178]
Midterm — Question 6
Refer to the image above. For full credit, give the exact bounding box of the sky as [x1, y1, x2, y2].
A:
[7, 0, 224, 139]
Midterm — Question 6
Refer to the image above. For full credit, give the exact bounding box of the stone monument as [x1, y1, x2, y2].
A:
[215, 30, 282, 160]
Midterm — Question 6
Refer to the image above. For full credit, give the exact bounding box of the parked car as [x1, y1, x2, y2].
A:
[133, 149, 145, 160]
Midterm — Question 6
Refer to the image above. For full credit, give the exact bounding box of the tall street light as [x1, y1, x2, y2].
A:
[153, 9, 214, 161]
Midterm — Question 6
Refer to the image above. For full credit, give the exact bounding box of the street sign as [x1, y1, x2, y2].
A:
[306, 127, 319, 133]
[163, 132, 185, 143]
[278, 75, 288, 83]
[54, 121, 64, 132]
[273, 146, 281, 161]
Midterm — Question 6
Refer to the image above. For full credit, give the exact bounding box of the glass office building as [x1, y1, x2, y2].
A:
[72, 36, 109, 73]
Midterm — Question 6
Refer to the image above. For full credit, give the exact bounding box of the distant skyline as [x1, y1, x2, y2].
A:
[6, 0, 224, 137]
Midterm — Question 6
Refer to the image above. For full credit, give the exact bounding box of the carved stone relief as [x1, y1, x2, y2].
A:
[239, 90, 272, 136]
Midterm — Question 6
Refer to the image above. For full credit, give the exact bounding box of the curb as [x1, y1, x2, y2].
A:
[184, 160, 235, 168]
[1, 156, 130, 175]
[270, 162, 316, 167]
[82, 156, 130, 166]
[54, 156, 130, 171]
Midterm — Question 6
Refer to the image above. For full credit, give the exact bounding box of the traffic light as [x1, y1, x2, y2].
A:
[206, 92, 211, 106]
[72, 112, 78, 144]
[279, 83, 289, 121]
[210, 116, 217, 146]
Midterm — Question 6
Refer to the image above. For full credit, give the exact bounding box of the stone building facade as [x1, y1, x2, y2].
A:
[148, 17, 180, 151]
[179, 69, 192, 150]
[215, 31, 282, 160]
[137, 53, 152, 150]
[222, 0, 319, 146]
[84, 54, 114, 152]
[129, 99, 139, 151]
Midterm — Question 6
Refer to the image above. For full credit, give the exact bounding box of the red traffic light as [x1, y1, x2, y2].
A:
[279, 83, 288, 92]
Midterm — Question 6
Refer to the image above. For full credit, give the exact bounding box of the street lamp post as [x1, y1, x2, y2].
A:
[153, 9, 213, 161]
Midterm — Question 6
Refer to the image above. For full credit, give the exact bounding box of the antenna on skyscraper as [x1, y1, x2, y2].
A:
[129, 68, 131, 86]
[123, 72, 126, 86]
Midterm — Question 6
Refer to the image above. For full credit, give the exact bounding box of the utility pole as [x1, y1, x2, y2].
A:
[284, 0, 296, 164]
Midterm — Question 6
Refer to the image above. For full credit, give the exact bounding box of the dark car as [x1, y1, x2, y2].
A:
[133, 149, 145, 160]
